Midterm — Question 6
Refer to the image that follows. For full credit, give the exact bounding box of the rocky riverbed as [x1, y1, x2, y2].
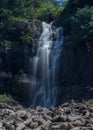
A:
[0, 101, 93, 130]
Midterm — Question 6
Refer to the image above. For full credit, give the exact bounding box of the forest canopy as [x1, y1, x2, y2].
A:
[0, 0, 93, 50]
[0, 0, 64, 51]
[0, 0, 64, 21]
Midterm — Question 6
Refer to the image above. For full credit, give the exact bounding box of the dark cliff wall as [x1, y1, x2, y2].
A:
[57, 43, 93, 86]
[55, 41, 93, 105]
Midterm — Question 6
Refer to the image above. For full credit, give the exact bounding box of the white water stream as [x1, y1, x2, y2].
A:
[32, 22, 63, 107]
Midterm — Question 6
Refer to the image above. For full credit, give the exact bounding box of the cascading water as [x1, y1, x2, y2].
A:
[32, 22, 64, 108]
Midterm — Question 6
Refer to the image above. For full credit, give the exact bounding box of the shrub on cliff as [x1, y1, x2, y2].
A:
[37, 2, 63, 22]
[56, 0, 93, 49]
[69, 6, 93, 49]
[0, 93, 13, 102]
[0, 15, 34, 49]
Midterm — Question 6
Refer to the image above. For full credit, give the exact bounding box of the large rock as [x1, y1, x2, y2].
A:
[16, 123, 25, 130]
[0, 102, 93, 130]
[17, 110, 27, 119]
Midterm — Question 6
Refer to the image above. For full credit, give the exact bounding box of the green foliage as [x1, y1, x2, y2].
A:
[19, 69, 25, 76]
[0, 40, 11, 49]
[0, 8, 12, 22]
[0, 0, 63, 51]
[70, 6, 93, 48]
[0, 93, 13, 102]
[83, 99, 93, 106]
[20, 24, 33, 46]
[37, 2, 63, 22]
[62, 0, 93, 16]
[21, 34, 33, 46]
[57, 0, 93, 49]
[0, 14, 34, 50]
[0, 0, 61, 20]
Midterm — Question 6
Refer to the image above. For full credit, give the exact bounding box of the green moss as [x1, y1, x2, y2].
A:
[83, 99, 93, 106]
[0, 94, 13, 102]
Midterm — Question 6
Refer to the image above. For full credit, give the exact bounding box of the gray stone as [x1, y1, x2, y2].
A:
[52, 115, 61, 122]
[17, 110, 27, 119]
[71, 128, 81, 130]
[35, 127, 42, 130]
[43, 115, 52, 121]
[67, 115, 81, 122]
[16, 123, 25, 130]
[29, 122, 39, 128]
[51, 122, 68, 129]
[73, 120, 85, 127]
[90, 118, 93, 124]
[89, 107, 93, 112]
[24, 119, 32, 126]
[51, 125, 62, 129]
[0, 123, 2, 128]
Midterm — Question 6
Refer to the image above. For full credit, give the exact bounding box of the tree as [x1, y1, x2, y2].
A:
[70, 6, 93, 49]
[37, 1, 63, 22]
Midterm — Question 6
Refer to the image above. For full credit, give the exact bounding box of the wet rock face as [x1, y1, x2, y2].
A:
[53, 41, 93, 103]
[0, 101, 93, 130]
[57, 42, 93, 86]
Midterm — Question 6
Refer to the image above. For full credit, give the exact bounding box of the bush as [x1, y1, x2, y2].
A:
[70, 6, 93, 48]
[19, 69, 25, 76]
[0, 93, 13, 102]
[83, 99, 93, 106]
[37, 2, 63, 22]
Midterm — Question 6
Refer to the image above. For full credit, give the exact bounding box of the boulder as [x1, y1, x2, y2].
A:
[16, 123, 25, 130]
[16, 110, 27, 119]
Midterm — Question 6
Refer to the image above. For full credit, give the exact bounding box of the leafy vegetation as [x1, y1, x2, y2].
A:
[0, 0, 64, 52]
[83, 99, 93, 106]
[69, 6, 93, 49]
[0, 93, 13, 102]
[36, 2, 64, 22]
[1, 0, 93, 55]
[56, 0, 93, 49]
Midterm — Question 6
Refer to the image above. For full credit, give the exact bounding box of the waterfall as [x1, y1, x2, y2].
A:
[32, 22, 64, 108]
